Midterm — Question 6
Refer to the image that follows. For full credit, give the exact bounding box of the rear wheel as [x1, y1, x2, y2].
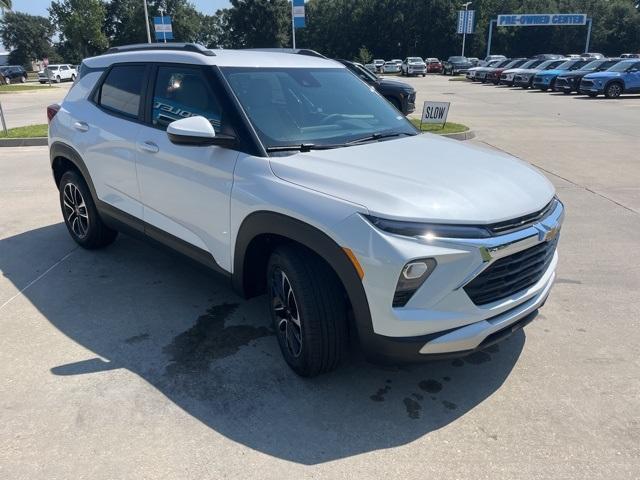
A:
[605, 82, 622, 99]
[59, 170, 118, 249]
[5, 77, 10, 85]
[267, 245, 348, 377]
[56, 75, 61, 83]
[21, 75, 27, 83]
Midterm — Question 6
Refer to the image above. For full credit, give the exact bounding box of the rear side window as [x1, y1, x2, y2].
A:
[98, 65, 145, 118]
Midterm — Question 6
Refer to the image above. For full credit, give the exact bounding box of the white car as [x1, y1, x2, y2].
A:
[383, 61, 401, 73]
[39, 64, 77, 83]
[48, 43, 563, 376]
[373, 59, 385, 72]
[401, 57, 426, 76]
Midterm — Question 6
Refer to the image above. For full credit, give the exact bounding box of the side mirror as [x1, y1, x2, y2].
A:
[167, 116, 236, 148]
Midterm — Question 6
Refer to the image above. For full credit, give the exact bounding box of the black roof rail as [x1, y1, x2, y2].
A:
[105, 43, 216, 56]
[247, 48, 326, 59]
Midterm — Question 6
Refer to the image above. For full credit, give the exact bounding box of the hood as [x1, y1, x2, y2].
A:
[516, 68, 544, 75]
[377, 78, 413, 92]
[502, 67, 529, 75]
[558, 70, 590, 78]
[584, 71, 622, 80]
[269, 135, 555, 224]
[537, 69, 566, 76]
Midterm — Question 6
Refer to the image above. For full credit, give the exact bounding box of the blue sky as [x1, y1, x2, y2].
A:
[10, 0, 232, 16]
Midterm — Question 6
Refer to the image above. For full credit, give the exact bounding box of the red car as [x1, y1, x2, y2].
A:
[486, 58, 528, 84]
[425, 58, 443, 73]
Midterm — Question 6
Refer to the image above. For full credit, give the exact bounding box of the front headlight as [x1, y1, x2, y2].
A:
[365, 215, 492, 239]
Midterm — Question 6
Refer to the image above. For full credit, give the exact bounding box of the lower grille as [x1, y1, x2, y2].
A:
[464, 237, 558, 306]
[581, 80, 594, 88]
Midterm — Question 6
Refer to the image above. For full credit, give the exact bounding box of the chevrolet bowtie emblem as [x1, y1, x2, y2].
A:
[536, 224, 560, 242]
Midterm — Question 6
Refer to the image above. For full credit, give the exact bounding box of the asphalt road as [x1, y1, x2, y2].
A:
[1, 76, 639, 479]
[0, 83, 71, 129]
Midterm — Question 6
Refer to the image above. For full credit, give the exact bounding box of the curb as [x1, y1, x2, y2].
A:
[0, 137, 48, 147]
[438, 130, 476, 141]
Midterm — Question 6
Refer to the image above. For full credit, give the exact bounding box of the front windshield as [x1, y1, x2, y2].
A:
[607, 60, 635, 72]
[581, 60, 605, 71]
[542, 60, 565, 70]
[222, 67, 416, 150]
[449, 56, 467, 62]
[408, 57, 423, 62]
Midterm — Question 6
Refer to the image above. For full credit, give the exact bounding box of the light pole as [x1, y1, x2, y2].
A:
[158, 5, 166, 43]
[142, 0, 151, 44]
[461, 1, 472, 57]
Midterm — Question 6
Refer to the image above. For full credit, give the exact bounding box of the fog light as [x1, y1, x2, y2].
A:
[393, 258, 437, 307]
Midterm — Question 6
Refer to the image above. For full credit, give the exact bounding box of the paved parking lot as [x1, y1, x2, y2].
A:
[0, 83, 71, 129]
[1, 76, 639, 479]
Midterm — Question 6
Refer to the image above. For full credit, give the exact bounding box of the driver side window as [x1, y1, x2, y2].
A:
[152, 66, 224, 133]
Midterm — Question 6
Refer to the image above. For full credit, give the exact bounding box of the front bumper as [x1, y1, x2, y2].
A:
[407, 66, 426, 75]
[335, 199, 564, 363]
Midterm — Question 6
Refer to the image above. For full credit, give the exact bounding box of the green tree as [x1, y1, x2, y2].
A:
[104, 0, 147, 46]
[224, 0, 291, 48]
[0, 11, 56, 67]
[0, 0, 12, 11]
[355, 46, 372, 64]
[49, 0, 109, 63]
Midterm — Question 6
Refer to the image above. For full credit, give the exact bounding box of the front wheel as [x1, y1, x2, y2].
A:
[71, 74, 76, 81]
[267, 246, 348, 377]
[56, 75, 61, 83]
[59, 170, 118, 249]
[605, 83, 622, 99]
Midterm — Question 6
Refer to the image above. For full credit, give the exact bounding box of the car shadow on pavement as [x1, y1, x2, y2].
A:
[1, 224, 525, 465]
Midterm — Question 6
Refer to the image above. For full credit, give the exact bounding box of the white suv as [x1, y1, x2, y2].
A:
[39, 64, 77, 83]
[48, 43, 564, 376]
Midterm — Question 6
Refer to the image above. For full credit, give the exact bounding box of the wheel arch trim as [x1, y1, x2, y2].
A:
[233, 211, 375, 341]
[50, 141, 97, 198]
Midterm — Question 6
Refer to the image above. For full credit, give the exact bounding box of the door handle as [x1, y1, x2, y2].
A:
[139, 141, 159, 154]
[73, 121, 89, 132]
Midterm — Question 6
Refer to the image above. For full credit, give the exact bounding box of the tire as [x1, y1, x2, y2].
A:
[21, 75, 27, 83]
[422, 74, 425, 77]
[540, 87, 548, 92]
[604, 82, 622, 99]
[56, 75, 61, 83]
[563, 90, 571, 95]
[267, 245, 348, 377]
[5, 77, 10, 85]
[59, 170, 118, 249]
[71, 74, 76, 81]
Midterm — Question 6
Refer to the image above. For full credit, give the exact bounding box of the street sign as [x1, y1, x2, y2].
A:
[293, 0, 305, 28]
[421, 101, 450, 127]
[154, 16, 173, 41]
[457, 10, 475, 34]
[497, 14, 587, 27]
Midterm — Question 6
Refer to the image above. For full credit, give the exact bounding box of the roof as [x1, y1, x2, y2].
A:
[84, 44, 342, 70]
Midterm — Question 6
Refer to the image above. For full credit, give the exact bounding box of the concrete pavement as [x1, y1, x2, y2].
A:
[0, 77, 639, 479]
[0, 83, 71, 129]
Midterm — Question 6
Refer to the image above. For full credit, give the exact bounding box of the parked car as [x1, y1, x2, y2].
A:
[582, 52, 605, 59]
[532, 54, 564, 60]
[532, 59, 591, 91]
[483, 54, 506, 63]
[364, 63, 376, 72]
[500, 59, 545, 86]
[620, 53, 640, 59]
[383, 60, 401, 73]
[401, 57, 426, 76]
[513, 59, 568, 88]
[391, 59, 403, 66]
[49, 43, 563, 376]
[0, 65, 28, 84]
[555, 58, 622, 94]
[579, 59, 640, 98]
[339, 60, 416, 114]
[467, 57, 481, 67]
[425, 58, 443, 73]
[475, 59, 515, 83]
[467, 59, 503, 81]
[373, 59, 385, 73]
[442, 56, 474, 75]
[38, 64, 77, 83]
[485, 58, 528, 84]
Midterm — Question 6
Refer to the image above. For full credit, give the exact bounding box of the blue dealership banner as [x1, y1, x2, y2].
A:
[154, 16, 173, 41]
[293, 0, 305, 28]
[497, 14, 587, 27]
[457, 10, 475, 34]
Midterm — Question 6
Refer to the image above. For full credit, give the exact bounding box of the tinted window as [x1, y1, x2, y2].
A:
[152, 66, 223, 132]
[98, 65, 145, 118]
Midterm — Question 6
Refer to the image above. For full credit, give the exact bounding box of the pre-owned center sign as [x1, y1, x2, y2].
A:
[497, 14, 587, 27]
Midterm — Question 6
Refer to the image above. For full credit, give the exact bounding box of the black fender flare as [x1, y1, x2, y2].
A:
[233, 211, 374, 342]
[50, 141, 98, 199]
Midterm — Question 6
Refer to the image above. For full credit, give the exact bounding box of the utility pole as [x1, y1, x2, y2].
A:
[461, 2, 472, 57]
[291, 5, 296, 49]
[142, 0, 151, 44]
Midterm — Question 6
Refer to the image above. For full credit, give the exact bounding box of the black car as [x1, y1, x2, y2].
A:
[337, 59, 416, 115]
[442, 56, 474, 75]
[0, 65, 28, 85]
[554, 58, 623, 94]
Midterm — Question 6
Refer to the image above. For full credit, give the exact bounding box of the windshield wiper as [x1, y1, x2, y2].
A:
[265, 143, 345, 153]
[347, 131, 414, 145]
